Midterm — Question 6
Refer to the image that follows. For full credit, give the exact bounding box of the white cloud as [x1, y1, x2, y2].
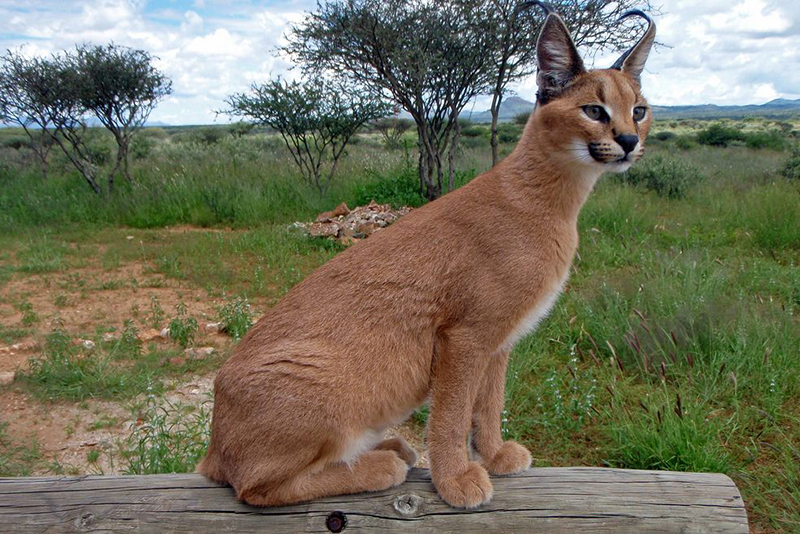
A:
[1, 0, 798, 123]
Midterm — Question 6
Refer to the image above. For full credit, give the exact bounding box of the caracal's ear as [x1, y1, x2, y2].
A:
[610, 10, 656, 85]
[527, 2, 585, 105]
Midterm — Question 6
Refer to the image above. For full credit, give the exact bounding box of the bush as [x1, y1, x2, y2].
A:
[620, 155, 703, 199]
[168, 303, 198, 348]
[674, 136, 696, 150]
[780, 145, 800, 181]
[0, 135, 30, 150]
[745, 130, 786, 151]
[350, 165, 426, 208]
[461, 124, 486, 138]
[696, 123, 746, 147]
[513, 111, 531, 126]
[653, 131, 676, 142]
[218, 297, 254, 341]
[497, 123, 521, 144]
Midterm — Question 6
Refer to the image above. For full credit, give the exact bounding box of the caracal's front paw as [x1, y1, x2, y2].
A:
[436, 461, 493, 508]
[360, 450, 410, 492]
[482, 441, 532, 475]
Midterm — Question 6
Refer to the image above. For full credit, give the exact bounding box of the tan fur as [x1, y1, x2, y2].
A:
[198, 12, 654, 509]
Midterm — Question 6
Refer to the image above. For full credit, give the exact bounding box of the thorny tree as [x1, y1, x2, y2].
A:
[481, 0, 655, 166]
[72, 44, 172, 191]
[226, 77, 390, 194]
[285, 0, 493, 200]
[0, 50, 56, 179]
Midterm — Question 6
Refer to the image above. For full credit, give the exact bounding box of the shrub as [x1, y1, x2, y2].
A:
[780, 145, 800, 181]
[350, 165, 426, 208]
[653, 131, 676, 141]
[130, 135, 155, 160]
[461, 124, 486, 138]
[218, 297, 254, 341]
[674, 135, 696, 150]
[168, 303, 198, 348]
[0, 135, 30, 150]
[513, 111, 531, 125]
[497, 123, 521, 143]
[619, 155, 703, 199]
[745, 130, 786, 151]
[696, 123, 746, 147]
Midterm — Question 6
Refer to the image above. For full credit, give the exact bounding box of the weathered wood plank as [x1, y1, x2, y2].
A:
[0, 467, 748, 533]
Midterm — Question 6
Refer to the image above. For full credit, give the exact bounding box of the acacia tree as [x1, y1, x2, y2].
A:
[285, 0, 493, 200]
[0, 50, 56, 179]
[41, 54, 107, 194]
[71, 44, 172, 191]
[481, 0, 654, 166]
[226, 77, 389, 193]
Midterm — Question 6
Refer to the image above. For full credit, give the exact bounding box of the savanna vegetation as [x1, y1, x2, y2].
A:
[0, 114, 799, 532]
[0, 0, 798, 530]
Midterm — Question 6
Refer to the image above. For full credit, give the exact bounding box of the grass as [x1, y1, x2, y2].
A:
[0, 423, 41, 477]
[120, 395, 211, 475]
[0, 118, 798, 531]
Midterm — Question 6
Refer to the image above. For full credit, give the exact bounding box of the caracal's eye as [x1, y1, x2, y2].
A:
[633, 106, 647, 122]
[582, 105, 608, 122]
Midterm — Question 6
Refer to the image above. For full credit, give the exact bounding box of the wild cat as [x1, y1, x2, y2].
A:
[198, 2, 655, 509]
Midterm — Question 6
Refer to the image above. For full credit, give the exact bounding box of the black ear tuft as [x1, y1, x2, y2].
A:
[535, 14, 585, 105]
[610, 10, 656, 85]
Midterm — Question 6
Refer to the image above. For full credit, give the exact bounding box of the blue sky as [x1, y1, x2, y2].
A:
[1, 0, 798, 125]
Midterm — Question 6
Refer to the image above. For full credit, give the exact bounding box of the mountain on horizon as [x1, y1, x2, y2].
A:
[461, 96, 800, 123]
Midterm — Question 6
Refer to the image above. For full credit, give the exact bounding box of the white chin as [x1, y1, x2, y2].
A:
[603, 161, 633, 173]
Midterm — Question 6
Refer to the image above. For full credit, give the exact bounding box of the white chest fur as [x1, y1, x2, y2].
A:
[499, 273, 570, 352]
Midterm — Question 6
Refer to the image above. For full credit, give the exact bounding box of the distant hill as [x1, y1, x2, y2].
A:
[462, 96, 535, 123]
[651, 98, 800, 119]
[460, 96, 800, 123]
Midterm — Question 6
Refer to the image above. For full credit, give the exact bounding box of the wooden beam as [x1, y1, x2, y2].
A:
[0, 467, 748, 533]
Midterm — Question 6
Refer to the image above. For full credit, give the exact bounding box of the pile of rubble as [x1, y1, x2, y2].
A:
[297, 201, 413, 245]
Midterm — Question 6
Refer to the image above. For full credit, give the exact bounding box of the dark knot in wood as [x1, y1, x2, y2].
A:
[326, 510, 347, 532]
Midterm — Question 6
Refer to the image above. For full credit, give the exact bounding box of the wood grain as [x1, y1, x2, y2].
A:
[0, 467, 748, 533]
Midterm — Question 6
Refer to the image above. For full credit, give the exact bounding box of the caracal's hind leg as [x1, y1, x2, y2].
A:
[374, 436, 417, 466]
[239, 450, 409, 507]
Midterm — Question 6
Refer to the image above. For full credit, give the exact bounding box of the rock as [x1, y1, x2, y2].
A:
[1, 341, 37, 353]
[160, 327, 171, 339]
[126, 235, 135, 240]
[303, 202, 412, 245]
[0, 371, 15, 386]
[204, 322, 222, 334]
[140, 329, 167, 342]
[315, 202, 350, 222]
[310, 221, 341, 238]
[81, 340, 96, 351]
[102, 333, 117, 342]
[184, 347, 215, 359]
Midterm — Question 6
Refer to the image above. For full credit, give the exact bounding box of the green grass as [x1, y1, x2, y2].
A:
[120, 395, 211, 475]
[16, 327, 223, 402]
[0, 423, 41, 477]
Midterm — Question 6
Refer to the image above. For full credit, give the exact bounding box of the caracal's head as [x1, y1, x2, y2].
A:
[522, 2, 656, 175]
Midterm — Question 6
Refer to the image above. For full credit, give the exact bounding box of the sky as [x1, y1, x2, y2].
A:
[1, 0, 798, 125]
